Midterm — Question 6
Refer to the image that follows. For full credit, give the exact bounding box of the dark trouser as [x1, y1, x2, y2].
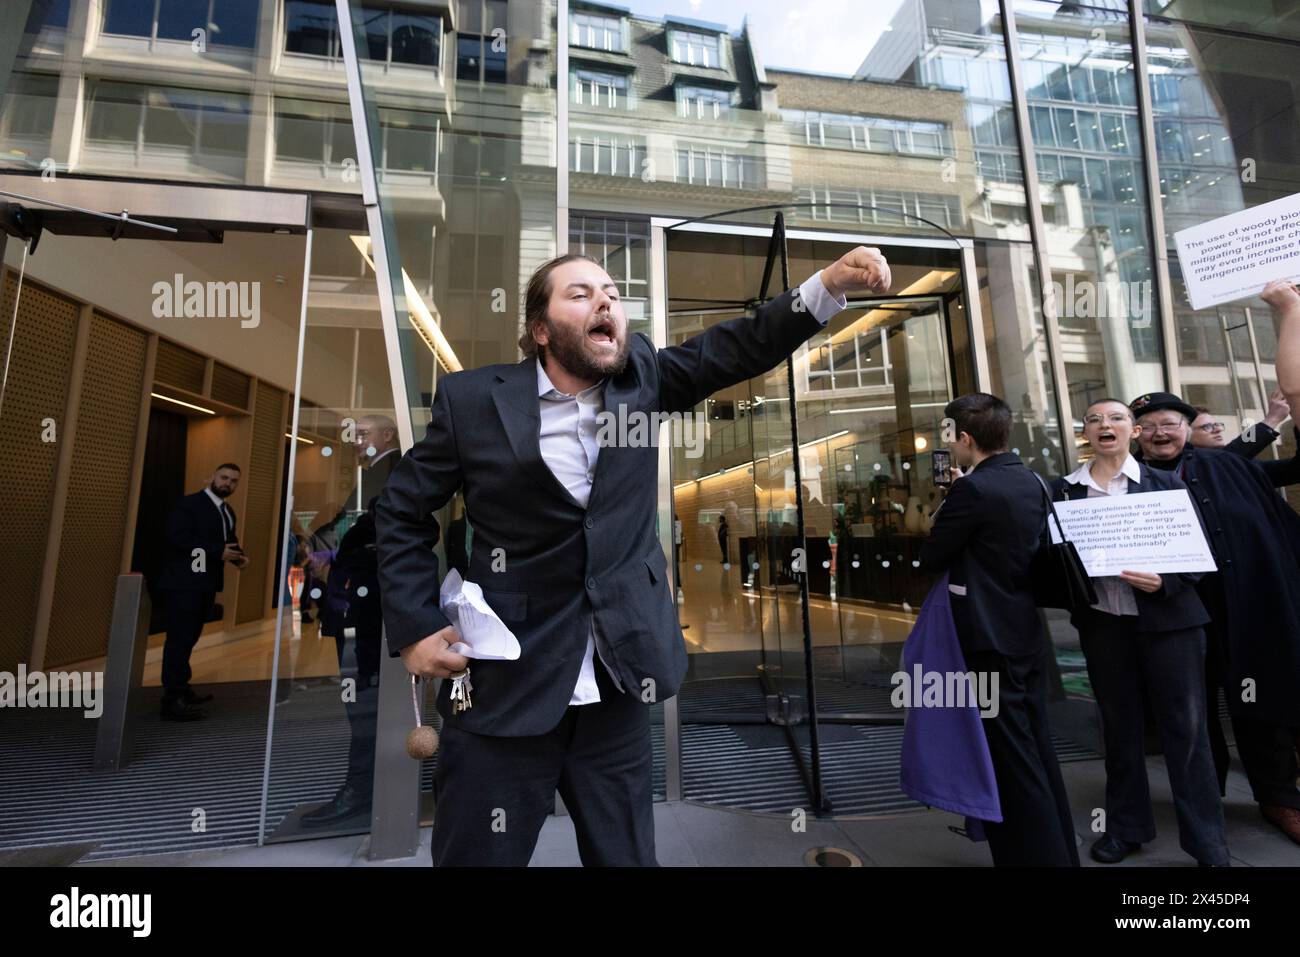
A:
[429, 656, 655, 866]
[1201, 583, 1300, 809]
[161, 589, 216, 698]
[964, 644, 1079, 867]
[1079, 612, 1228, 864]
[333, 630, 379, 796]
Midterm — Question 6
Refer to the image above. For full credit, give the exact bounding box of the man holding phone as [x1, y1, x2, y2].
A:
[153, 463, 249, 721]
[920, 394, 1079, 866]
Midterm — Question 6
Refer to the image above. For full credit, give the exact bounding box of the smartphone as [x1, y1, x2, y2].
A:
[932, 449, 952, 487]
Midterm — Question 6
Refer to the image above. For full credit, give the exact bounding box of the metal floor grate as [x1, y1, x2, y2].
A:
[679, 722, 1096, 816]
[0, 680, 356, 862]
[1, 676, 1095, 860]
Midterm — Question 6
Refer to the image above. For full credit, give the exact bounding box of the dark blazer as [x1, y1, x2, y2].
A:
[375, 287, 825, 737]
[155, 490, 238, 592]
[1051, 461, 1209, 633]
[1226, 424, 1300, 488]
[1224, 422, 1278, 459]
[1173, 445, 1300, 726]
[918, 452, 1046, 658]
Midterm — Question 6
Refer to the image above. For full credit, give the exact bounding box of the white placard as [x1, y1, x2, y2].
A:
[1048, 489, 1217, 577]
[1173, 192, 1300, 310]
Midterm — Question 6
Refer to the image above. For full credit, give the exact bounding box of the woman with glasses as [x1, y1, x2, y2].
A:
[1052, 398, 1229, 867]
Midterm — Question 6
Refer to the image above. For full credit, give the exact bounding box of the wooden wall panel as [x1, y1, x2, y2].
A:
[210, 362, 251, 409]
[0, 277, 79, 673]
[44, 313, 148, 667]
[154, 339, 206, 393]
[236, 381, 285, 624]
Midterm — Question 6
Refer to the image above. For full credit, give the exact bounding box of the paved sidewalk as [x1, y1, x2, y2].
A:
[81, 759, 1300, 867]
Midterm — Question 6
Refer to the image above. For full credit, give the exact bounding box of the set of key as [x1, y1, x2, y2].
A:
[450, 667, 473, 714]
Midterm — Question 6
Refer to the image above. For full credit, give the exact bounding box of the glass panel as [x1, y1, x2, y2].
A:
[265, 227, 402, 841]
[1015, 1, 1165, 430]
[2, 210, 317, 853]
[665, 218, 985, 813]
[157, 0, 212, 43]
[285, 0, 339, 57]
[104, 0, 156, 38]
[340, 0, 581, 817]
[390, 11, 440, 66]
[1145, 18, 1300, 463]
[1145, 0, 1300, 44]
[1, 0, 365, 194]
[210, 0, 259, 48]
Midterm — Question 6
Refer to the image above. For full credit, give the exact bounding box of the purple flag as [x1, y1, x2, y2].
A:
[898, 574, 1002, 829]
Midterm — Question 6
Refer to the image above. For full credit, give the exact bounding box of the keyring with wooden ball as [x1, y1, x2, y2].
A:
[407, 674, 439, 759]
[406, 724, 439, 759]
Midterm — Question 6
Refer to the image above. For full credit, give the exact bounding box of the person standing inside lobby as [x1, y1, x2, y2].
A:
[153, 463, 249, 721]
[375, 246, 891, 866]
[1054, 399, 1228, 867]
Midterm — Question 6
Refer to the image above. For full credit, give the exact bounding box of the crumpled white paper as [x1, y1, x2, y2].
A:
[438, 568, 522, 660]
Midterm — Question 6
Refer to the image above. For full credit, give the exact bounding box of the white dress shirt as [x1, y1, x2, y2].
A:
[538, 270, 847, 704]
[1062, 454, 1140, 617]
[203, 487, 233, 539]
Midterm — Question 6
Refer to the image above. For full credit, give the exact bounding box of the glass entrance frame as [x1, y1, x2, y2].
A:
[651, 210, 988, 809]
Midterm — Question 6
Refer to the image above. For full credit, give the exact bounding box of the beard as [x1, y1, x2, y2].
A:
[210, 482, 233, 498]
[542, 316, 629, 382]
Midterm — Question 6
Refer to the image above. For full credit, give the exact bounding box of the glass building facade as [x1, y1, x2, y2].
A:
[1, 0, 1298, 858]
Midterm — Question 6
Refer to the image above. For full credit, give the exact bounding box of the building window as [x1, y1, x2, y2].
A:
[571, 11, 621, 52]
[273, 97, 355, 167]
[0, 72, 59, 141]
[379, 108, 440, 173]
[102, 0, 258, 49]
[675, 145, 762, 189]
[457, 34, 507, 83]
[285, 2, 442, 68]
[677, 85, 731, 120]
[570, 131, 645, 177]
[798, 185, 961, 230]
[83, 80, 252, 167]
[569, 215, 650, 312]
[451, 131, 508, 180]
[27, 0, 71, 30]
[670, 29, 722, 68]
[781, 109, 951, 158]
[571, 69, 628, 108]
[285, 0, 340, 56]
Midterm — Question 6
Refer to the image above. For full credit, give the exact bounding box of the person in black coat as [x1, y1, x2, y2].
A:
[1189, 391, 1300, 487]
[1189, 389, 1289, 458]
[153, 463, 248, 720]
[301, 415, 401, 827]
[920, 392, 1079, 867]
[1131, 391, 1300, 846]
[1054, 399, 1227, 866]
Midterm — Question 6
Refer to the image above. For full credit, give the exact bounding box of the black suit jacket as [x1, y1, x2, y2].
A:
[155, 491, 238, 593]
[918, 452, 1046, 658]
[1226, 424, 1300, 488]
[375, 287, 825, 736]
[1051, 462, 1210, 633]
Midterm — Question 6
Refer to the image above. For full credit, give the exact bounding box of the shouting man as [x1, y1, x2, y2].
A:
[375, 247, 890, 865]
